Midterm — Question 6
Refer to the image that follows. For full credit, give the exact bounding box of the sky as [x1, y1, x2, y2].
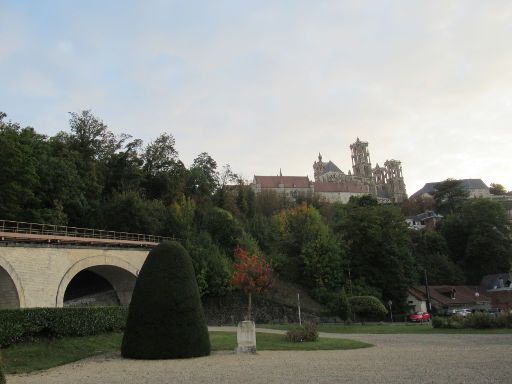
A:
[1, 0, 512, 194]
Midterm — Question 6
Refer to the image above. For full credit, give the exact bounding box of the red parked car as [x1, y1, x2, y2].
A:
[408, 311, 431, 322]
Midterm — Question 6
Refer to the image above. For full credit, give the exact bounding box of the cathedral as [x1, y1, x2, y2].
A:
[313, 138, 407, 203]
[252, 138, 407, 204]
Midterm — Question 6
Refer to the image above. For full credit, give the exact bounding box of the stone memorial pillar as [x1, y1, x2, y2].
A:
[236, 320, 256, 354]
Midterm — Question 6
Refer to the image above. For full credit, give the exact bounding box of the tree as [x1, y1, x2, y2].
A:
[440, 214, 467, 265]
[401, 195, 435, 216]
[465, 225, 511, 283]
[411, 230, 464, 285]
[101, 192, 167, 235]
[248, 214, 273, 254]
[68, 110, 119, 161]
[142, 133, 178, 175]
[187, 231, 233, 297]
[349, 296, 388, 323]
[102, 137, 144, 197]
[432, 179, 469, 215]
[300, 231, 344, 290]
[490, 183, 507, 196]
[255, 190, 285, 216]
[219, 164, 238, 187]
[142, 133, 187, 204]
[0, 114, 41, 221]
[187, 152, 219, 200]
[121, 241, 210, 359]
[338, 287, 352, 321]
[213, 165, 240, 213]
[332, 200, 416, 307]
[348, 194, 378, 207]
[66, 110, 126, 225]
[271, 203, 346, 291]
[232, 246, 272, 320]
[37, 135, 87, 225]
[442, 199, 512, 284]
[202, 207, 243, 252]
[168, 195, 196, 240]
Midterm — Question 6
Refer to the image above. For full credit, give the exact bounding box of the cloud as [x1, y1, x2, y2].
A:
[1, 0, 512, 192]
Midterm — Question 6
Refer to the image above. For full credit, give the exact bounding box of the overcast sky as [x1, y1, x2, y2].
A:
[1, 0, 511, 194]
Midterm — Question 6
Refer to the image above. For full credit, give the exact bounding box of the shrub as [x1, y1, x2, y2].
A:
[0, 307, 128, 347]
[434, 312, 512, 329]
[285, 321, 318, 342]
[432, 315, 465, 329]
[432, 316, 446, 328]
[348, 296, 387, 322]
[496, 313, 512, 328]
[465, 312, 497, 329]
[121, 241, 211, 359]
[446, 315, 464, 329]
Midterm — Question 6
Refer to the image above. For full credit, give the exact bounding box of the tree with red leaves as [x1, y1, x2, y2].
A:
[232, 246, 272, 321]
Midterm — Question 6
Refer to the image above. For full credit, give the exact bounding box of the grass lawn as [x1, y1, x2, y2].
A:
[1, 331, 370, 374]
[210, 331, 370, 351]
[1, 332, 124, 374]
[260, 323, 512, 334]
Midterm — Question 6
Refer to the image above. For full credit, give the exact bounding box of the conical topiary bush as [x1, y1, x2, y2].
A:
[121, 241, 210, 359]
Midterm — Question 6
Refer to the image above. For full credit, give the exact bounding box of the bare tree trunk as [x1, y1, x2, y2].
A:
[248, 292, 252, 321]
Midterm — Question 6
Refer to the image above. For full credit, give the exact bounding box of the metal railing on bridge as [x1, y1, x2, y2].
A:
[0, 219, 174, 247]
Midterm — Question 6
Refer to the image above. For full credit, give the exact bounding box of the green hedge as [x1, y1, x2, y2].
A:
[432, 313, 512, 329]
[0, 307, 128, 347]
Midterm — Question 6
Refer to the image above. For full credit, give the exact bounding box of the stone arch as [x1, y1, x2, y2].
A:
[0, 255, 26, 308]
[56, 256, 139, 307]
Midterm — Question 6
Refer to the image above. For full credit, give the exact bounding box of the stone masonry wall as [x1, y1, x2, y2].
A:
[0, 245, 148, 308]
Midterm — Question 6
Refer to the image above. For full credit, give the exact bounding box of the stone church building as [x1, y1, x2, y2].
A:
[252, 138, 407, 204]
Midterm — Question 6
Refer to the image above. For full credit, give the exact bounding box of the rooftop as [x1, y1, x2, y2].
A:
[322, 161, 343, 174]
[411, 179, 488, 199]
[254, 175, 311, 189]
[314, 182, 369, 193]
[409, 285, 490, 306]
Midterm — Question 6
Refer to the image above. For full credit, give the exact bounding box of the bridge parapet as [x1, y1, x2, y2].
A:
[0, 220, 174, 247]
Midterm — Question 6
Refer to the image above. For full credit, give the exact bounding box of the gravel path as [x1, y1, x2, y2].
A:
[7, 328, 512, 384]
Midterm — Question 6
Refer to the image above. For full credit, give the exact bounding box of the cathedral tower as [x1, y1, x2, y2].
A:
[350, 138, 372, 179]
[384, 159, 407, 202]
[313, 153, 325, 181]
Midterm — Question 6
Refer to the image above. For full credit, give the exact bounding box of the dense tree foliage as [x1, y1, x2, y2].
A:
[338, 287, 351, 321]
[2, 110, 510, 314]
[442, 199, 512, 284]
[401, 195, 434, 216]
[332, 197, 416, 306]
[270, 203, 345, 295]
[432, 178, 470, 215]
[410, 230, 464, 285]
[489, 183, 507, 196]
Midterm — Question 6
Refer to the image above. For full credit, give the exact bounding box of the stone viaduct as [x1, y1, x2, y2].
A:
[0, 245, 149, 309]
